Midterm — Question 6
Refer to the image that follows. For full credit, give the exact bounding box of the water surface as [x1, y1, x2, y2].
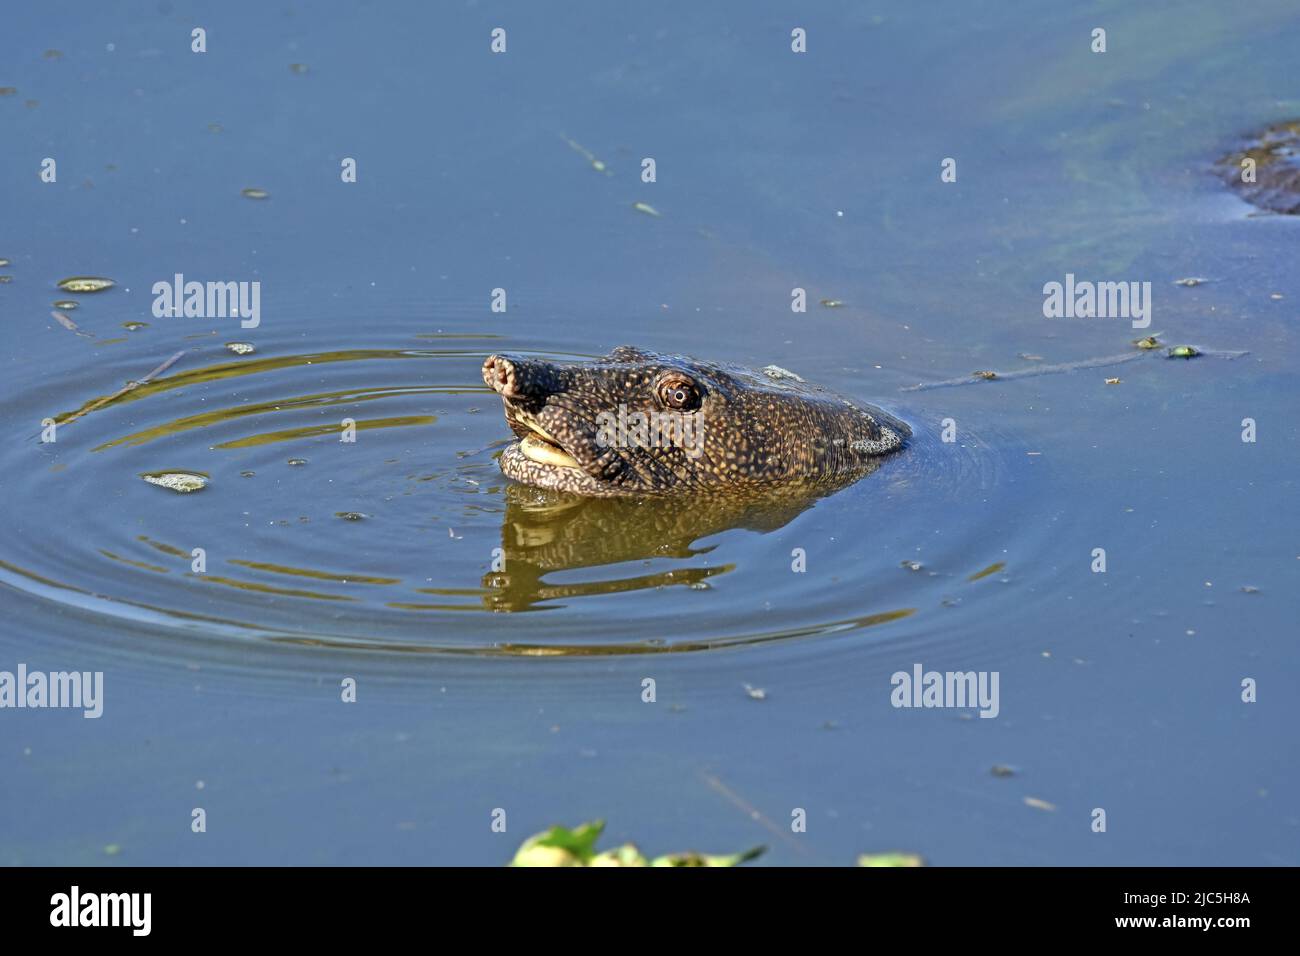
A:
[1, 0, 1296, 865]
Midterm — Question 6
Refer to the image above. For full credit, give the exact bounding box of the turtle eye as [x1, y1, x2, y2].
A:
[656, 376, 699, 410]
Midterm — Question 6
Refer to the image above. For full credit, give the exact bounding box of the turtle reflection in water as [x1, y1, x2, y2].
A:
[480, 478, 880, 613]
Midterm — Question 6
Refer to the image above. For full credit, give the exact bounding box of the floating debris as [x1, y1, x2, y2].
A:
[762, 365, 804, 382]
[1023, 796, 1057, 812]
[336, 512, 368, 521]
[51, 310, 92, 338]
[632, 201, 660, 217]
[820, 298, 845, 308]
[0, 276, 11, 284]
[225, 342, 255, 355]
[1173, 277, 1209, 287]
[1168, 345, 1200, 359]
[287, 458, 308, 466]
[0, 87, 17, 96]
[208, 122, 223, 133]
[742, 683, 767, 701]
[1133, 335, 1161, 350]
[289, 63, 309, 74]
[1018, 353, 1044, 361]
[239, 470, 255, 478]
[1104, 377, 1121, 385]
[122, 321, 149, 331]
[141, 471, 208, 493]
[241, 187, 270, 200]
[45, 352, 184, 436]
[52, 300, 77, 310]
[560, 134, 611, 175]
[990, 765, 1017, 778]
[900, 560, 924, 572]
[1240, 585, 1260, 594]
[103, 844, 121, 857]
[972, 370, 998, 381]
[1271, 293, 1284, 300]
[858, 852, 925, 867]
[43, 49, 63, 60]
[0, 257, 9, 267]
[57, 275, 115, 293]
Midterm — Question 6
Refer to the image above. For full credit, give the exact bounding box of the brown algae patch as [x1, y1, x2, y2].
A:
[1217, 120, 1300, 215]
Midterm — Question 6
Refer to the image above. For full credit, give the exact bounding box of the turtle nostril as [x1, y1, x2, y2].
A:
[483, 355, 518, 396]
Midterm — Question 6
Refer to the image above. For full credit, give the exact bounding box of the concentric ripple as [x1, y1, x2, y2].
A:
[1, 327, 1048, 667]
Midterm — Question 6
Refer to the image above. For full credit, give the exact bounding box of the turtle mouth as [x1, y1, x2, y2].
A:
[503, 405, 585, 471]
[517, 426, 580, 470]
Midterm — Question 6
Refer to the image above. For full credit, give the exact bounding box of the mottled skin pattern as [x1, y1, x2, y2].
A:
[482, 346, 910, 497]
[1218, 120, 1300, 215]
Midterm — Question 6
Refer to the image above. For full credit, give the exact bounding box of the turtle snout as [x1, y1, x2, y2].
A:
[483, 354, 528, 399]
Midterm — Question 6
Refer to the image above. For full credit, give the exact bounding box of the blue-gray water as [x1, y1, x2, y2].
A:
[1, 1, 1296, 865]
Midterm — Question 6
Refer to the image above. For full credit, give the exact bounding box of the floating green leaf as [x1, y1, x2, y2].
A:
[510, 820, 606, 866]
[510, 820, 765, 868]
